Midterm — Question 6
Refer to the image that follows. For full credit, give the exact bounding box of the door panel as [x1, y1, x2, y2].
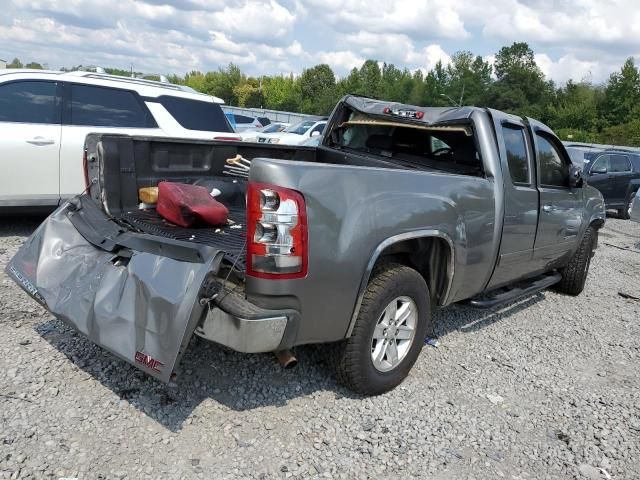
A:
[609, 154, 633, 206]
[487, 110, 539, 289]
[530, 124, 583, 269]
[0, 80, 61, 205]
[586, 154, 613, 204]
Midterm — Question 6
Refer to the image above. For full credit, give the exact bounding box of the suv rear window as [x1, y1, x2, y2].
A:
[70, 84, 155, 128]
[159, 96, 232, 132]
[234, 114, 255, 124]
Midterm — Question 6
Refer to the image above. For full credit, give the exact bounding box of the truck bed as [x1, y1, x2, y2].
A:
[117, 207, 247, 268]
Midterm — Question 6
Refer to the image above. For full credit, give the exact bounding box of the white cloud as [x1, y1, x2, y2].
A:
[315, 50, 364, 72]
[306, 0, 469, 40]
[1, 0, 639, 83]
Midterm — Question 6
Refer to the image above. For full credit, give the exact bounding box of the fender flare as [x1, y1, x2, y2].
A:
[345, 229, 455, 338]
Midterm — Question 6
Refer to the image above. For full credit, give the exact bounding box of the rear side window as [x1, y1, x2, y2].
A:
[610, 155, 631, 172]
[234, 114, 255, 124]
[502, 125, 529, 184]
[159, 96, 232, 132]
[536, 134, 570, 188]
[0, 81, 59, 124]
[70, 84, 154, 128]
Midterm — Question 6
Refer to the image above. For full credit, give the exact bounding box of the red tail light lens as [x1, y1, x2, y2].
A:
[246, 182, 308, 279]
[82, 150, 89, 190]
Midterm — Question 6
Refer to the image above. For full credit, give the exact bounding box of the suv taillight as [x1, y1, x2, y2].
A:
[246, 182, 307, 279]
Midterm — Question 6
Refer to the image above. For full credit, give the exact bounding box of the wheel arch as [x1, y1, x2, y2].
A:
[345, 230, 454, 338]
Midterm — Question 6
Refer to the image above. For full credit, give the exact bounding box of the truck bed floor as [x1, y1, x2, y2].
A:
[117, 208, 247, 268]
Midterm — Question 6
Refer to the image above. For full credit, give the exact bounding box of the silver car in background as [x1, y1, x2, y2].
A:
[630, 189, 640, 222]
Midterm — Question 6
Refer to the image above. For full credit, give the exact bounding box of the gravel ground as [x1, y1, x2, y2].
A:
[1, 215, 639, 480]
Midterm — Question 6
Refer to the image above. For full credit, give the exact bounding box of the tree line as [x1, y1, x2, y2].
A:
[7, 42, 640, 146]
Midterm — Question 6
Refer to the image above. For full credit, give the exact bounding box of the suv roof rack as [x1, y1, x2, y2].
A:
[67, 70, 186, 92]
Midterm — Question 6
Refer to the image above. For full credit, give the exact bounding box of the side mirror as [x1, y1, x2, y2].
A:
[570, 165, 584, 188]
[310, 130, 321, 137]
[591, 165, 607, 175]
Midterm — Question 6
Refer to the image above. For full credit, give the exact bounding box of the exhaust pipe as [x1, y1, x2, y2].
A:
[274, 349, 298, 369]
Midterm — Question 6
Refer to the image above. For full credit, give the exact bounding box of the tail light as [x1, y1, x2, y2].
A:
[82, 150, 89, 190]
[246, 182, 307, 279]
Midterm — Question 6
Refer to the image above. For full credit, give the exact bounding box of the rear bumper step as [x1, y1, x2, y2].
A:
[195, 281, 300, 353]
[465, 272, 562, 309]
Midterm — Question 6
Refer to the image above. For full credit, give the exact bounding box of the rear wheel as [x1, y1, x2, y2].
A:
[332, 263, 431, 395]
[554, 227, 595, 296]
[618, 192, 636, 220]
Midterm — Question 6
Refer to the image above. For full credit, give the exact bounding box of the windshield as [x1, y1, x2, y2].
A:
[284, 120, 317, 135]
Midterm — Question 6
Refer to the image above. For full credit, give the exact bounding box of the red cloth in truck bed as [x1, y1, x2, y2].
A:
[156, 181, 229, 227]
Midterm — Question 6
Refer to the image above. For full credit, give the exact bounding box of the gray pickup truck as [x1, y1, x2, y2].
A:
[7, 96, 605, 395]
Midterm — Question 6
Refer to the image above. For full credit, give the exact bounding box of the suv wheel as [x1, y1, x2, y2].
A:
[331, 263, 431, 395]
[554, 227, 595, 296]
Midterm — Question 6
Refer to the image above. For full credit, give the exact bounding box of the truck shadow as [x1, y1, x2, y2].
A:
[34, 293, 545, 433]
[0, 215, 46, 237]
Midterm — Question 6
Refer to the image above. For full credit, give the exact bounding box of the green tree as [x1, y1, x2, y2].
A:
[358, 60, 382, 98]
[24, 62, 43, 69]
[8, 57, 22, 68]
[602, 57, 640, 126]
[263, 75, 301, 111]
[444, 51, 492, 106]
[299, 64, 337, 115]
[486, 42, 553, 119]
[233, 83, 264, 108]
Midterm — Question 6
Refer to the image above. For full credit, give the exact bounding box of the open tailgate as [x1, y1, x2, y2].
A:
[6, 202, 222, 382]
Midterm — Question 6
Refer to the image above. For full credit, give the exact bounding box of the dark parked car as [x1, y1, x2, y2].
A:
[583, 149, 640, 219]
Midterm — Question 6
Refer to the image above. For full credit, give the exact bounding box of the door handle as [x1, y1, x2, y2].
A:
[543, 204, 556, 213]
[26, 137, 55, 146]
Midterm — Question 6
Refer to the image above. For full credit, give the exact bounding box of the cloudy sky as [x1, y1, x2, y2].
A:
[1, 0, 639, 83]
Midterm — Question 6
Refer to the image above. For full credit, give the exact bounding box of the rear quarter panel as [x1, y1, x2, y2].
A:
[247, 159, 497, 345]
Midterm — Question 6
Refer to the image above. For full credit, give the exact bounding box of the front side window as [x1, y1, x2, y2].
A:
[536, 133, 570, 188]
[502, 124, 529, 184]
[610, 155, 631, 172]
[310, 122, 326, 135]
[0, 81, 58, 124]
[590, 155, 610, 173]
[70, 84, 153, 128]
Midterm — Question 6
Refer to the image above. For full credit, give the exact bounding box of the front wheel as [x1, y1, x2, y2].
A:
[554, 227, 595, 296]
[331, 263, 431, 395]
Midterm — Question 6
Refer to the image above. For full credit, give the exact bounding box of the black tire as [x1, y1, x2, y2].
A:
[554, 227, 595, 296]
[331, 263, 431, 395]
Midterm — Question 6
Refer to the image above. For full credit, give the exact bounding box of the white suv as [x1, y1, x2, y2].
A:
[0, 69, 238, 211]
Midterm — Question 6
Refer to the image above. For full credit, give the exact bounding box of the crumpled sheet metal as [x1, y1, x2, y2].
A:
[6, 205, 219, 382]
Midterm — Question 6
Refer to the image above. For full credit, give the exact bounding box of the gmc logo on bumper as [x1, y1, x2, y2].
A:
[134, 351, 164, 373]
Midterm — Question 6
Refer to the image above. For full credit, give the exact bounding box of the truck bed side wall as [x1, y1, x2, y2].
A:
[247, 157, 497, 345]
